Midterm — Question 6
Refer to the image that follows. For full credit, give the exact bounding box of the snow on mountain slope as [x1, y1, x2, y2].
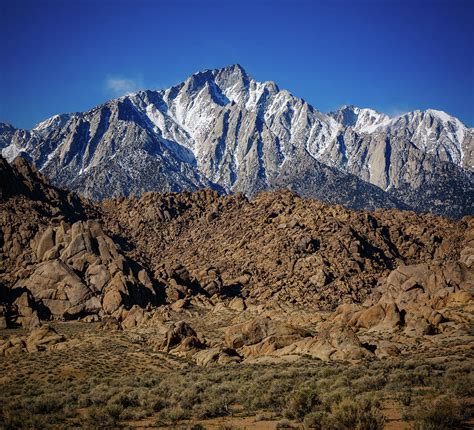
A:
[383, 109, 468, 166]
[1, 64, 472, 217]
[327, 105, 473, 196]
[329, 105, 471, 166]
[329, 105, 390, 133]
[34, 113, 74, 134]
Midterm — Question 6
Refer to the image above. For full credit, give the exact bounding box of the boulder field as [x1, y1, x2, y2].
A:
[1, 155, 472, 364]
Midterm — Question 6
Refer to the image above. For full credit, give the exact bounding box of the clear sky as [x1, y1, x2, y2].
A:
[1, 0, 473, 129]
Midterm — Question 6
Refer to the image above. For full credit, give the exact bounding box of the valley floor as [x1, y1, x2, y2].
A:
[1, 321, 472, 430]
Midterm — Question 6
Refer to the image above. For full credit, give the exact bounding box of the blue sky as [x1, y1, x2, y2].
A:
[1, 0, 473, 128]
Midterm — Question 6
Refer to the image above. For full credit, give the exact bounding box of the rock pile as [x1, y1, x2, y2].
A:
[1, 155, 473, 365]
[101, 188, 467, 313]
[0, 156, 161, 326]
[0, 325, 65, 356]
[9, 220, 161, 321]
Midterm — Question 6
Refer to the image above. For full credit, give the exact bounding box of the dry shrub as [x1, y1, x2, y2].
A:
[411, 396, 469, 430]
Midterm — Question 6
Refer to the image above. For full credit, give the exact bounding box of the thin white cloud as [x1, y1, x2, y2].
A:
[385, 107, 411, 118]
[106, 76, 143, 96]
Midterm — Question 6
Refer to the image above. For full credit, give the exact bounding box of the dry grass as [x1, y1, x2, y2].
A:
[0, 322, 473, 429]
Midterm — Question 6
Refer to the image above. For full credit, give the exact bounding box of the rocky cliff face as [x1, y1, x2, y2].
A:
[1, 65, 472, 217]
[326, 106, 474, 217]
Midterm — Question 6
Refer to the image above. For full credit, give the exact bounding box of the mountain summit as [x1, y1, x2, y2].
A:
[1, 65, 473, 217]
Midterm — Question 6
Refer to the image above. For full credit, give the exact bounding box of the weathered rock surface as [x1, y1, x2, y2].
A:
[153, 321, 206, 354]
[348, 302, 403, 332]
[273, 321, 373, 361]
[224, 317, 310, 356]
[0, 306, 7, 330]
[101, 188, 468, 314]
[331, 223, 473, 342]
[11, 220, 160, 320]
[0, 324, 65, 356]
[194, 347, 241, 366]
[0, 157, 162, 325]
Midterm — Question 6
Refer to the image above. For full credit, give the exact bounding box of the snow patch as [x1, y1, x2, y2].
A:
[2, 143, 25, 162]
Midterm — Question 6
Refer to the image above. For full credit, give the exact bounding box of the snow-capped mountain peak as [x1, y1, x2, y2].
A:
[328, 105, 390, 133]
[1, 64, 472, 217]
[33, 113, 73, 134]
[382, 108, 470, 166]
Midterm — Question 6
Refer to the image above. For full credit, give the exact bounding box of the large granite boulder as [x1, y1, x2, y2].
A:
[12, 220, 159, 320]
[275, 321, 373, 361]
[0, 324, 65, 356]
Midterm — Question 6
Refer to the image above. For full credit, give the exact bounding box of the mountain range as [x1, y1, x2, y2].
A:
[1, 64, 473, 217]
[1, 68, 474, 428]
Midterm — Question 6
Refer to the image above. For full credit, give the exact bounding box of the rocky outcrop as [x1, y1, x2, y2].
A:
[194, 347, 241, 366]
[216, 316, 374, 363]
[273, 321, 373, 361]
[348, 303, 403, 332]
[375, 261, 473, 336]
[11, 220, 160, 320]
[220, 316, 372, 362]
[224, 317, 309, 352]
[0, 325, 65, 356]
[101, 188, 468, 312]
[156, 321, 206, 354]
[1, 155, 473, 367]
[0, 306, 7, 330]
[0, 155, 89, 218]
[333, 224, 474, 339]
[379, 262, 472, 309]
[0, 157, 164, 324]
[11, 292, 42, 328]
